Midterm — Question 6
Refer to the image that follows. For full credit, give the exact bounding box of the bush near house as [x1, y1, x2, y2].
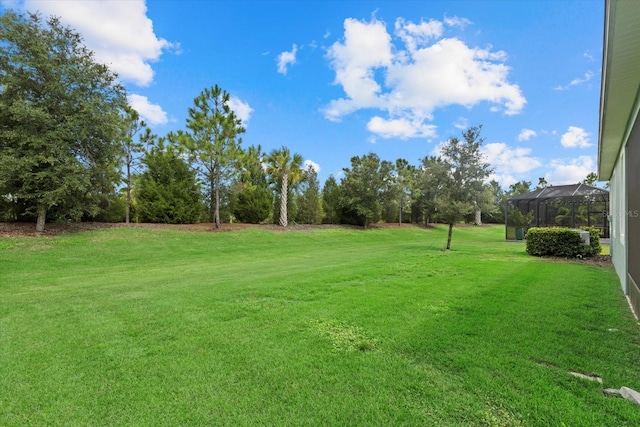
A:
[526, 226, 601, 257]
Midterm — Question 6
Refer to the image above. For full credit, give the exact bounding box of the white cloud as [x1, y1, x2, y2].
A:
[276, 44, 298, 75]
[453, 117, 469, 130]
[228, 96, 253, 125]
[7, 0, 175, 87]
[517, 128, 537, 141]
[554, 70, 594, 91]
[323, 17, 392, 120]
[322, 16, 525, 139]
[128, 94, 168, 126]
[443, 15, 472, 29]
[394, 18, 443, 52]
[304, 160, 321, 173]
[367, 116, 437, 139]
[483, 142, 542, 187]
[546, 156, 594, 185]
[560, 126, 592, 148]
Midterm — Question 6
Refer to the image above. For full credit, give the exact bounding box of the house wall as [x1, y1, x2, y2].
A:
[610, 148, 627, 293]
[626, 118, 640, 315]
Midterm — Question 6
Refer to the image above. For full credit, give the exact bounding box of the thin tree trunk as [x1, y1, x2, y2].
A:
[126, 158, 131, 224]
[446, 222, 453, 250]
[475, 209, 481, 226]
[36, 205, 47, 232]
[280, 173, 288, 227]
[215, 162, 221, 229]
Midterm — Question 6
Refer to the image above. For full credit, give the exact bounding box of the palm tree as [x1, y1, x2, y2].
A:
[266, 146, 304, 227]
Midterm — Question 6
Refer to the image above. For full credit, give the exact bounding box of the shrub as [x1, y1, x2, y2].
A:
[581, 226, 602, 257]
[525, 227, 601, 257]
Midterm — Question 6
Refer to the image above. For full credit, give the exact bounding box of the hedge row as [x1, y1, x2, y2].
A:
[525, 227, 601, 257]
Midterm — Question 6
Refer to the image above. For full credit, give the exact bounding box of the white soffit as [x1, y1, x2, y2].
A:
[598, 0, 640, 180]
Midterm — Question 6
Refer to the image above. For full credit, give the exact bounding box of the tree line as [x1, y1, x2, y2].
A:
[0, 11, 591, 248]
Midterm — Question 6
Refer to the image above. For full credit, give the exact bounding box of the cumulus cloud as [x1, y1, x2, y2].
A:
[277, 44, 298, 75]
[560, 126, 592, 148]
[483, 142, 542, 187]
[228, 96, 253, 125]
[6, 0, 175, 87]
[554, 70, 594, 91]
[321, 16, 525, 140]
[546, 156, 595, 185]
[304, 160, 321, 173]
[366, 116, 437, 139]
[128, 94, 168, 126]
[517, 128, 537, 141]
[394, 18, 443, 52]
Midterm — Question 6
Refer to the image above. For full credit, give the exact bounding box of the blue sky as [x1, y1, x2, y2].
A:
[2, 0, 605, 188]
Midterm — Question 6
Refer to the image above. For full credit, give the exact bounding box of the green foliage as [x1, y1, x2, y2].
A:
[340, 153, 393, 227]
[121, 106, 148, 224]
[438, 126, 494, 249]
[582, 226, 602, 256]
[183, 85, 245, 227]
[583, 172, 598, 186]
[525, 227, 601, 257]
[234, 186, 272, 223]
[0, 11, 127, 230]
[233, 145, 271, 223]
[491, 180, 532, 224]
[90, 193, 126, 223]
[265, 146, 304, 227]
[508, 207, 534, 227]
[322, 175, 342, 224]
[135, 146, 203, 224]
[554, 204, 588, 227]
[483, 180, 505, 223]
[295, 166, 324, 224]
[413, 156, 448, 224]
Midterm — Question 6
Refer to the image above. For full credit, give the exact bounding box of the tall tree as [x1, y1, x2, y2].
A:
[340, 153, 393, 227]
[296, 165, 324, 224]
[484, 179, 505, 224]
[322, 175, 342, 224]
[0, 11, 126, 231]
[414, 156, 448, 225]
[438, 126, 494, 250]
[233, 145, 272, 223]
[266, 146, 304, 227]
[394, 158, 416, 225]
[184, 85, 245, 229]
[121, 106, 148, 224]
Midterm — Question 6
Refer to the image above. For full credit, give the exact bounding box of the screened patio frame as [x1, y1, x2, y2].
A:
[505, 183, 610, 240]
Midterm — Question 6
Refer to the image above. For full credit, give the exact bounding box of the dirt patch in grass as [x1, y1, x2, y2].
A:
[540, 253, 612, 267]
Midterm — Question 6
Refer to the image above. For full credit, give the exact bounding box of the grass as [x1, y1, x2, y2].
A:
[1, 225, 639, 426]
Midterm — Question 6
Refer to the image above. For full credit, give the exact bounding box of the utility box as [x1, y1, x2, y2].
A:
[576, 229, 590, 246]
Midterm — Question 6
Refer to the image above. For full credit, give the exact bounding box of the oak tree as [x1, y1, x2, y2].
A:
[0, 11, 127, 231]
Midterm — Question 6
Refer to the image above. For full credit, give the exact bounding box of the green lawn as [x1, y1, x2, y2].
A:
[1, 225, 639, 426]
